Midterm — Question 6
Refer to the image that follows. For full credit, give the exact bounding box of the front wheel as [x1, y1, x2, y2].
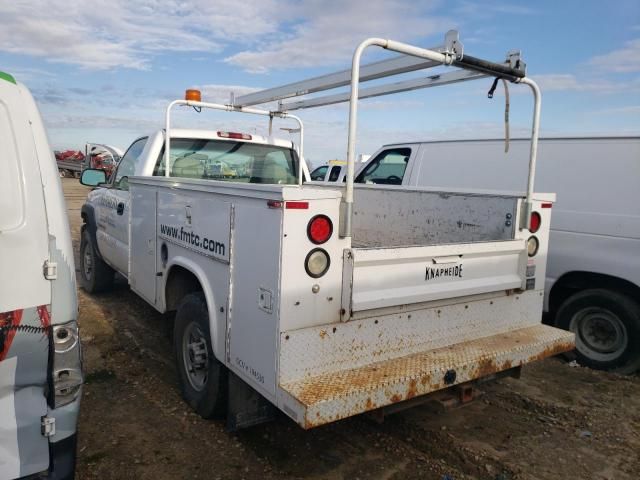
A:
[174, 292, 227, 418]
[557, 289, 640, 374]
[79, 229, 114, 293]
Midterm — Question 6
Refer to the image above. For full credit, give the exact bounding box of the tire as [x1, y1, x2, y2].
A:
[79, 228, 114, 293]
[174, 292, 227, 418]
[556, 289, 640, 373]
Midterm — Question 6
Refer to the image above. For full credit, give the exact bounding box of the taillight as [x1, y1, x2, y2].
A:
[529, 211, 541, 233]
[218, 131, 252, 140]
[305, 248, 330, 278]
[52, 320, 83, 407]
[527, 236, 539, 257]
[307, 215, 333, 244]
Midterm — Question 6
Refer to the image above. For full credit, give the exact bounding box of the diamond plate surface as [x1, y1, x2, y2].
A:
[280, 291, 544, 384]
[280, 324, 574, 429]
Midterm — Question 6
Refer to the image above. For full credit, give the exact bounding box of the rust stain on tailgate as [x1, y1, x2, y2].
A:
[283, 325, 575, 429]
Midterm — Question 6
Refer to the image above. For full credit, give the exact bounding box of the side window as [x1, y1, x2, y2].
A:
[328, 165, 341, 182]
[113, 137, 148, 190]
[355, 148, 411, 185]
[310, 165, 328, 181]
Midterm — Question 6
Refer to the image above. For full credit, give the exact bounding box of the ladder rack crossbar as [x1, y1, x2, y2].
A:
[234, 46, 448, 107]
[278, 69, 487, 112]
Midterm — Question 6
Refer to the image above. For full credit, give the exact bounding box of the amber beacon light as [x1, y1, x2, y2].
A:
[185, 89, 202, 102]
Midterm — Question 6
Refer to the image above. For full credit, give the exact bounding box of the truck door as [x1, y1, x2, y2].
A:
[0, 78, 52, 478]
[96, 137, 147, 276]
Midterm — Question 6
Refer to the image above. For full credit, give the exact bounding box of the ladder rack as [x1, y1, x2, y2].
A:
[230, 30, 539, 238]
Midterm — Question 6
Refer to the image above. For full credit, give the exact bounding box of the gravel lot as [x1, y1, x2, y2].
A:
[63, 178, 640, 480]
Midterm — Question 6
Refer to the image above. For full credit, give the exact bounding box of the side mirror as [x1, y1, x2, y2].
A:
[80, 168, 107, 186]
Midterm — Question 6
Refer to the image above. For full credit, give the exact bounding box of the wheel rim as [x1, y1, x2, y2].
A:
[182, 321, 209, 392]
[82, 243, 93, 280]
[569, 307, 628, 362]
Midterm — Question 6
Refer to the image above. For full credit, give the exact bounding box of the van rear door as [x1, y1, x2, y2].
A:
[0, 77, 52, 478]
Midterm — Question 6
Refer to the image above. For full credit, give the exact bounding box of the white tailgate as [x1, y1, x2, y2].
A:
[345, 240, 525, 313]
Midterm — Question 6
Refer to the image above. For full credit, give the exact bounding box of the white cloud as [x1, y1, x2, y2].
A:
[225, 0, 449, 73]
[0, 0, 282, 70]
[588, 38, 640, 73]
[454, 1, 536, 18]
[593, 105, 640, 115]
[531, 74, 640, 94]
[198, 84, 261, 105]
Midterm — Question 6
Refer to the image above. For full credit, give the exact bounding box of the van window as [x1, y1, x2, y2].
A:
[154, 138, 299, 184]
[355, 148, 411, 185]
[113, 137, 148, 190]
[0, 102, 24, 229]
[310, 165, 328, 181]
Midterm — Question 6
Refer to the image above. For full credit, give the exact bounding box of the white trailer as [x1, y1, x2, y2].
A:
[79, 31, 573, 429]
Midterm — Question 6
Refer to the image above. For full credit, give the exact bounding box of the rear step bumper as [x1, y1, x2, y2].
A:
[280, 324, 574, 429]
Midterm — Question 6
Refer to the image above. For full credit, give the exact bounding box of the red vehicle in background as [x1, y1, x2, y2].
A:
[55, 150, 85, 177]
[84, 143, 123, 179]
[54, 144, 123, 179]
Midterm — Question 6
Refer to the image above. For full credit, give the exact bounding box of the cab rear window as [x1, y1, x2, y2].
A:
[154, 138, 299, 185]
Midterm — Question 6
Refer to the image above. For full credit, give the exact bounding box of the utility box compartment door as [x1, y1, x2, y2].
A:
[229, 203, 282, 401]
[346, 240, 525, 313]
[129, 184, 157, 304]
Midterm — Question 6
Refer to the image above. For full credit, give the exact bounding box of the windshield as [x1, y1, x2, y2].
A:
[154, 138, 299, 184]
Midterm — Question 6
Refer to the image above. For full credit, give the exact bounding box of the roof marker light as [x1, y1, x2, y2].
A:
[218, 131, 252, 140]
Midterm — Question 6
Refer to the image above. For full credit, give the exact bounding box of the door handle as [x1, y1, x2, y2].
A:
[117, 202, 125, 215]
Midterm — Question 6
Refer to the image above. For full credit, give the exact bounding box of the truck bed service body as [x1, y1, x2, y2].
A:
[79, 31, 574, 429]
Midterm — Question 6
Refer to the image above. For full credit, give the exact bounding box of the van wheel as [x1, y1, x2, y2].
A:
[556, 289, 640, 374]
[79, 229, 114, 293]
[174, 292, 227, 418]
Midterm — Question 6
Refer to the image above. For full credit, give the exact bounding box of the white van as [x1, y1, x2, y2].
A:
[345, 137, 639, 372]
[0, 71, 82, 479]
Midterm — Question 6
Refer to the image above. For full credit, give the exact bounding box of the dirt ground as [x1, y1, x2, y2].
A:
[62, 178, 640, 480]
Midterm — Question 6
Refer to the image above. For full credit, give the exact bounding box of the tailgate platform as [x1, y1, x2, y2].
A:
[280, 324, 574, 429]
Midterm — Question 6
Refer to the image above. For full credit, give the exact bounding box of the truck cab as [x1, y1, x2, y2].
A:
[0, 71, 82, 479]
[79, 129, 301, 284]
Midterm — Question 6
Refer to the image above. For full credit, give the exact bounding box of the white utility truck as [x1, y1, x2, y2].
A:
[79, 31, 574, 429]
[326, 137, 639, 373]
[0, 71, 82, 479]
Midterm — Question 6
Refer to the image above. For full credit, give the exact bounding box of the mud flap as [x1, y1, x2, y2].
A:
[226, 372, 275, 431]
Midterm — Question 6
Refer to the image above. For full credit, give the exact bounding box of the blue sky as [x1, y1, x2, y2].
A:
[1, 0, 638, 166]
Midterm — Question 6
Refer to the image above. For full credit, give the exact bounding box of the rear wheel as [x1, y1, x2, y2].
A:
[556, 289, 640, 373]
[79, 229, 114, 293]
[174, 292, 227, 418]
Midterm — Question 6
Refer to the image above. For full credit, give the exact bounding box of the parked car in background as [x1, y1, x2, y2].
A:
[0, 70, 82, 479]
[341, 137, 639, 373]
[309, 155, 370, 182]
